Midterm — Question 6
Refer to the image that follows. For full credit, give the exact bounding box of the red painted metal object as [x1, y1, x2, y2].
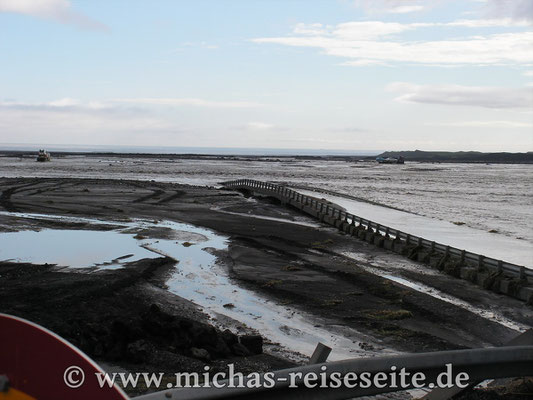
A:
[0, 313, 129, 400]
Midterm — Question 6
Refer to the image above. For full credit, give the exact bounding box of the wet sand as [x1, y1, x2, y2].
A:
[1, 177, 532, 396]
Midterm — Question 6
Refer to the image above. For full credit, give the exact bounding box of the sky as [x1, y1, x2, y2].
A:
[0, 0, 532, 152]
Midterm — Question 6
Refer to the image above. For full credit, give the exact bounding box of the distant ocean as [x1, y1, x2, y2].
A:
[0, 144, 381, 157]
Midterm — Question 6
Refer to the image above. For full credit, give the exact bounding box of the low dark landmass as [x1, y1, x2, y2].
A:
[1, 149, 532, 163]
[377, 150, 533, 164]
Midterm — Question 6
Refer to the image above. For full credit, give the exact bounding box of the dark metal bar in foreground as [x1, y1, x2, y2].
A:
[134, 346, 533, 400]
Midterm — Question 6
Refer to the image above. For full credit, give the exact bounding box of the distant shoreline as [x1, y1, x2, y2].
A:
[1, 149, 532, 164]
[0, 145, 381, 157]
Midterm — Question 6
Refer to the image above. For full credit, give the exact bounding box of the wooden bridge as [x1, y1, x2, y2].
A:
[222, 179, 533, 303]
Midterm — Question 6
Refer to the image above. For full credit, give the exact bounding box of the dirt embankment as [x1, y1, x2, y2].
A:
[0, 257, 292, 395]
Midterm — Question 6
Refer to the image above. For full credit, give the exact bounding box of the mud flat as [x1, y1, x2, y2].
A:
[1, 177, 532, 397]
[1, 155, 531, 245]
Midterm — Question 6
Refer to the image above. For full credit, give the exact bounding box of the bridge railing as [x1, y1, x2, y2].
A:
[222, 179, 531, 282]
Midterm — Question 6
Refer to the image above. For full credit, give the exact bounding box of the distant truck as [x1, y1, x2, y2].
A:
[37, 149, 51, 162]
[376, 155, 404, 164]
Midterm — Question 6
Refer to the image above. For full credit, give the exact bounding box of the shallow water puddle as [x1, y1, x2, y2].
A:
[0, 228, 158, 269]
[151, 223, 387, 361]
[1, 211, 383, 361]
[0, 212, 212, 270]
[166, 257, 387, 361]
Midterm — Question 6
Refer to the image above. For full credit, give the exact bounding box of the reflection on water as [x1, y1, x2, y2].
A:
[147, 225, 386, 361]
[1, 212, 383, 360]
[0, 229, 157, 269]
[165, 253, 386, 361]
[0, 213, 217, 270]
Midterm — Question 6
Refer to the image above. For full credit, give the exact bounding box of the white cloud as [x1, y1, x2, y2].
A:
[354, 0, 426, 14]
[0, 0, 108, 31]
[481, 0, 533, 23]
[0, 99, 184, 146]
[360, 0, 533, 20]
[0, 97, 262, 113]
[340, 59, 388, 66]
[178, 41, 219, 50]
[523, 71, 533, 77]
[47, 98, 81, 107]
[333, 21, 414, 39]
[0, 98, 112, 111]
[245, 122, 274, 131]
[387, 5, 424, 13]
[111, 97, 261, 109]
[442, 18, 531, 28]
[333, 127, 371, 133]
[252, 21, 533, 66]
[293, 23, 326, 36]
[0, 97, 270, 146]
[428, 120, 533, 128]
[387, 82, 533, 109]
